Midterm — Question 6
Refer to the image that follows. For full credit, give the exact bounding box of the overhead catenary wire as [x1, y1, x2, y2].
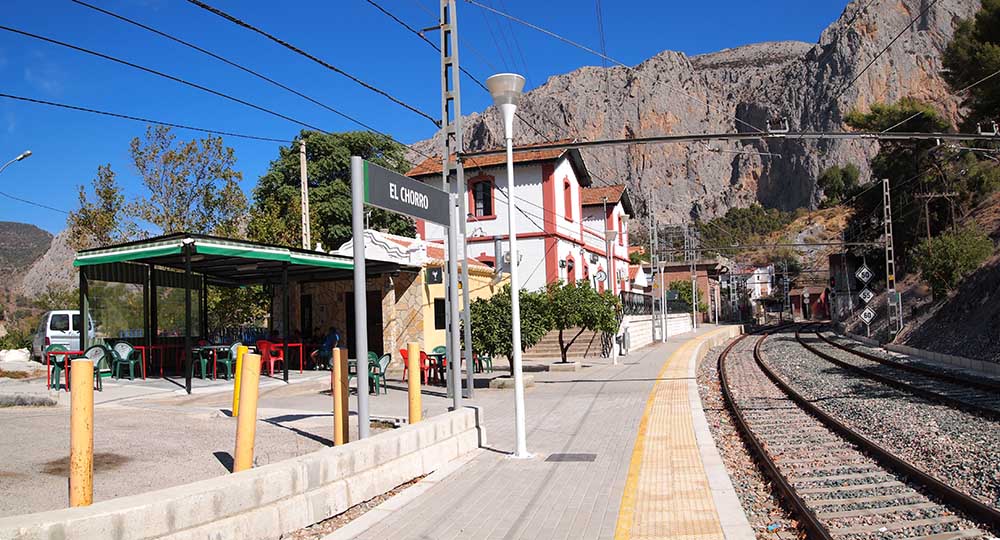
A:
[0, 24, 327, 133]
[0, 92, 293, 143]
[463, 0, 765, 134]
[184, 0, 441, 127]
[70, 0, 387, 136]
[835, 0, 939, 99]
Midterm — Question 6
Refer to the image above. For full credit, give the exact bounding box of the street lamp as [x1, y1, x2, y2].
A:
[0, 150, 32, 175]
[486, 72, 530, 459]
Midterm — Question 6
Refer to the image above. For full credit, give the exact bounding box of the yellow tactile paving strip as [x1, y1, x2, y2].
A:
[615, 329, 731, 540]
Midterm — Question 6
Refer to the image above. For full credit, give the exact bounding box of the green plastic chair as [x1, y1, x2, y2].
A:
[214, 343, 241, 380]
[81, 345, 108, 391]
[111, 342, 142, 381]
[431, 346, 448, 382]
[45, 344, 69, 390]
[370, 353, 391, 395]
[476, 353, 493, 374]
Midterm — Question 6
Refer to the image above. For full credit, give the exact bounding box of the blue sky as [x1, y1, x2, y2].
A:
[0, 0, 847, 234]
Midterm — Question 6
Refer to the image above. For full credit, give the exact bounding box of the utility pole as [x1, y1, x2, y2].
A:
[299, 139, 311, 250]
[602, 196, 618, 365]
[883, 178, 903, 336]
[439, 0, 466, 405]
[686, 224, 698, 330]
[916, 191, 959, 250]
[649, 191, 657, 341]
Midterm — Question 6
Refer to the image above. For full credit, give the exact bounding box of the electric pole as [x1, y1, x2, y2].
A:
[883, 178, 903, 336]
[299, 139, 311, 250]
[438, 0, 468, 404]
[649, 191, 658, 341]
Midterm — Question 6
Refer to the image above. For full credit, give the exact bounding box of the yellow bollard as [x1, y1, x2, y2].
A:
[69, 358, 94, 507]
[332, 348, 349, 445]
[406, 342, 422, 424]
[233, 353, 262, 472]
[232, 345, 248, 417]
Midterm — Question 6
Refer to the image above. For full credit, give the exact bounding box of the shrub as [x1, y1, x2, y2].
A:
[912, 227, 994, 295]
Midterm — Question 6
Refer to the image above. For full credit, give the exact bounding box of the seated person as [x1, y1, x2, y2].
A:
[310, 327, 340, 370]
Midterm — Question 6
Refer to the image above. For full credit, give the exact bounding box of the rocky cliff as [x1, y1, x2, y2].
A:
[411, 0, 979, 226]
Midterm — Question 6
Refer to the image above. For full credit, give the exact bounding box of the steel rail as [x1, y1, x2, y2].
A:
[795, 325, 1000, 420]
[718, 328, 834, 540]
[753, 329, 1000, 530]
[815, 330, 1000, 394]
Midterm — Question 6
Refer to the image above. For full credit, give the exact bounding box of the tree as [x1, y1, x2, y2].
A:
[912, 227, 994, 295]
[249, 130, 415, 249]
[696, 204, 795, 252]
[468, 285, 550, 374]
[818, 164, 860, 205]
[668, 280, 707, 313]
[32, 285, 79, 312]
[131, 125, 247, 237]
[545, 281, 620, 363]
[942, 0, 1000, 130]
[66, 165, 137, 249]
[68, 126, 249, 242]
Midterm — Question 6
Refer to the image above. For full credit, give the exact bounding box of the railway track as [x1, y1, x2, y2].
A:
[813, 330, 1000, 393]
[719, 329, 1000, 540]
[793, 325, 1000, 419]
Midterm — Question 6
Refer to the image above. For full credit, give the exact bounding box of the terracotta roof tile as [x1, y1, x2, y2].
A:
[406, 140, 575, 177]
[580, 184, 626, 206]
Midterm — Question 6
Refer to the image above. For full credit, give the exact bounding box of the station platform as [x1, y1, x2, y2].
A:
[344, 324, 750, 540]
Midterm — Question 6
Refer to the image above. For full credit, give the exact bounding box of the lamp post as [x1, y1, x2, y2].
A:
[0, 150, 32, 175]
[486, 72, 530, 459]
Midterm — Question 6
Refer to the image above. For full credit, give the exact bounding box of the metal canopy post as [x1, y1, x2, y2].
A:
[351, 157, 371, 439]
[78, 266, 89, 352]
[143, 265, 150, 351]
[184, 243, 193, 394]
[200, 278, 208, 339]
[282, 264, 289, 382]
[149, 264, 157, 352]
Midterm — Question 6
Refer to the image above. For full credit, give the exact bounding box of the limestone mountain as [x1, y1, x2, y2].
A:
[411, 0, 979, 227]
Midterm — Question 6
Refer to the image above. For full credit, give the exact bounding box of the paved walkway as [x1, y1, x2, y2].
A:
[349, 325, 747, 540]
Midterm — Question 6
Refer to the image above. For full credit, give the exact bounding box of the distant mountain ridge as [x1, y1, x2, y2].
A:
[0, 221, 51, 274]
[410, 0, 980, 225]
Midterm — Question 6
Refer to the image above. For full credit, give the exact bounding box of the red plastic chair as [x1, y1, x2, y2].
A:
[400, 348, 430, 384]
[257, 340, 285, 376]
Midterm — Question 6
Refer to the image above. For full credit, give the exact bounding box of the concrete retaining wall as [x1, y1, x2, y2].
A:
[884, 343, 1000, 376]
[0, 408, 485, 540]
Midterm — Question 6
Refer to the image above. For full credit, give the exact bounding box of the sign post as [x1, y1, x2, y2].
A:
[354, 158, 458, 416]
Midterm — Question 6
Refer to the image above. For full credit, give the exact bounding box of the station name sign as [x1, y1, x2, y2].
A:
[363, 160, 450, 226]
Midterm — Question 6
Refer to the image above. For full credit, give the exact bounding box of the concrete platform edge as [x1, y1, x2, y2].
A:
[686, 325, 755, 540]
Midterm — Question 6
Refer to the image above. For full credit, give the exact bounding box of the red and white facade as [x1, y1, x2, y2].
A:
[407, 146, 634, 294]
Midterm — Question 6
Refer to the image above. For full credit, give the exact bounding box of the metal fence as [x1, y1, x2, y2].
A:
[620, 291, 653, 315]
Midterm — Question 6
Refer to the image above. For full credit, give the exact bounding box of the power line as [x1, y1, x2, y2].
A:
[0, 190, 69, 214]
[0, 24, 326, 133]
[184, 0, 441, 127]
[70, 0, 386, 136]
[460, 129, 1000, 157]
[0, 92, 292, 143]
[463, 0, 765, 134]
[835, 0, 939, 99]
[954, 66, 1000, 95]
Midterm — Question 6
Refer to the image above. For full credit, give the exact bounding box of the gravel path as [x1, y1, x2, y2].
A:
[726, 332, 990, 540]
[762, 328, 1000, 511]
[697, 344, 796, 539]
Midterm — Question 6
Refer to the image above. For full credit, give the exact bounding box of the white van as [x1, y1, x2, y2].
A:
[31, 310, 95, 362]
